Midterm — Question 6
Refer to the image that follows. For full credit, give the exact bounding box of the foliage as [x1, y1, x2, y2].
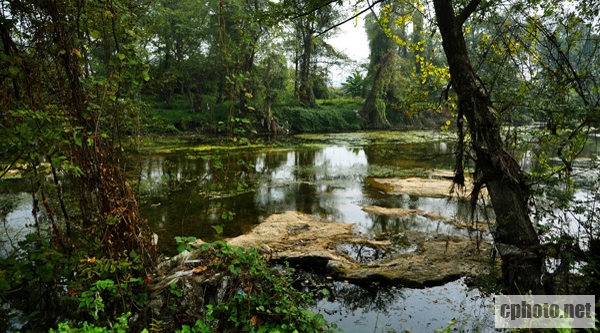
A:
[341, 71, 366, 98]
[281, 99, 362, 132]
[279, 0, 346, 107]
[143, 94, 233, 134]
[0, 231, 150, 330]
[0, 1, 157, 329]
[166, 241, 340, 333]
[50, 313, 132, 333]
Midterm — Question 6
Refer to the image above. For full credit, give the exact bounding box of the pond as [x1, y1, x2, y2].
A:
[4, 129, 597, 332]
[133, 130, 498, 332]
[134, 131, 490, 255]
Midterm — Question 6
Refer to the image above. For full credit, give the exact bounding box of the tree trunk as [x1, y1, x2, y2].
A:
[433, 0, 546, 294]
[298, 29, 317, 108]
[360, 49, 394, 129]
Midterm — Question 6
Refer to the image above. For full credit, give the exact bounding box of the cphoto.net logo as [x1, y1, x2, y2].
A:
[495, 295, 595, 329]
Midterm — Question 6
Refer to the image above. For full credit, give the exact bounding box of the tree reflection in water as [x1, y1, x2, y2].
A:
[294, 270, 496, 333]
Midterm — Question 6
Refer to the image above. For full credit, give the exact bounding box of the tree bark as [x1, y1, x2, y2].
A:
[298, 28, 317, 107]
[432, 0, 546, 294]
[360, 49, 394, 129]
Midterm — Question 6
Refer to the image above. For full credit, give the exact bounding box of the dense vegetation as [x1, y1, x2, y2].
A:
[0, 0, 599, 331]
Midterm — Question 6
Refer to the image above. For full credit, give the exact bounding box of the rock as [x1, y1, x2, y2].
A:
[362, 205, 489, 232]
[288, 223, 310, 235]
[366, 177, 488, 198]
[258, 243, 273, 258]
[226, 211, 493, 288]
[326, 260, 346, 274]
[362, 206, 423, 217]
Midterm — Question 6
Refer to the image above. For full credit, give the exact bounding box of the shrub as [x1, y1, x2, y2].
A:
[153, 241, 340, 333]
[280, 102, 361, 133]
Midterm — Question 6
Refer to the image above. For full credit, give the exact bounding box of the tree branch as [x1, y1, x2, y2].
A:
[456, 0, 481, 27]
[288, 0, 339, 21]
[366, 0, 380, 21]
[315, 0, 385, 37]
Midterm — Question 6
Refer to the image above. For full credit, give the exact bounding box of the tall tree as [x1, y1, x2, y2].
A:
[254, 51, 290, 132]
[285, 0, 341, 107]
[360, 11, 397, 128]
[147, 0, 217, 105]
[431, 0, 545, 294]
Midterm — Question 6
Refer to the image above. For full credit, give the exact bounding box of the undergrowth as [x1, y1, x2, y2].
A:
[0, 236, 338, 332]
[280, 99, 362, 133]
[156, 240, 340, 333]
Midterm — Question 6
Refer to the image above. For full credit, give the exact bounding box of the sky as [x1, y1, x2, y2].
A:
[327, 14, 370, 87]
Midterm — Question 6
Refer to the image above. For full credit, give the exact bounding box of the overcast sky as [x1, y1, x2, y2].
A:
[328, 14, 370, 87]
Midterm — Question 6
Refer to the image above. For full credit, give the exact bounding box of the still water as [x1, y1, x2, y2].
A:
[135, 131, 485, 255]
[133, 131, 498, 332]
[0, 130, 509, 332]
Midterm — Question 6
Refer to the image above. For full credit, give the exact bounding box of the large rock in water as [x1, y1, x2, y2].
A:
[227, 211, 493, 288]
[366, 176, 490, 199]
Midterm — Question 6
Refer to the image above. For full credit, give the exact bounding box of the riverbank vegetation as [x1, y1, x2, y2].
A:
[1, 0, 599, 331]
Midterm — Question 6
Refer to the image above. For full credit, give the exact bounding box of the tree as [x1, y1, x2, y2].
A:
[431, 0, 546, 294]
[342, 70, 366, 97]
[255, 51, 290, 132]
[285, 0, 341, 107]
[360, 10, 397, 128]
[425, 0, 600, 295]
[146, 0, 218, 105]
[0, 0, 155, 327]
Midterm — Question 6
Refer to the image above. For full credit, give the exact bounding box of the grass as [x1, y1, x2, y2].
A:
[276, 98, 363, 133]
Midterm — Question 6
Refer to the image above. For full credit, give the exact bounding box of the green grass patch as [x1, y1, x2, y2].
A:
[278, 98, 363, 133]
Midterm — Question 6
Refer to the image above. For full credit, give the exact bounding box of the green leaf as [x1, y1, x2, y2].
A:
[211, 225, 223, 235]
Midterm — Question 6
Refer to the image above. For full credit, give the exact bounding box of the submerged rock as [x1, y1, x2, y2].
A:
[362, 205, 446, 220]
[362, 205, 489, 231]
[366, 175, 488, 199]
[226, 211, 493, 288]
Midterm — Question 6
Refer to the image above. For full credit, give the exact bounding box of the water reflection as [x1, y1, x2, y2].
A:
[132, 139, 475, 254]
[0, 192, 36, 257]
[298, 275, 496, 333]
[0, 132, 468, 256]
[0, 131, 521, 256]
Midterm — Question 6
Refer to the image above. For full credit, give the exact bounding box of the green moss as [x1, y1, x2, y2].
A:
[295, 130, 456, 146]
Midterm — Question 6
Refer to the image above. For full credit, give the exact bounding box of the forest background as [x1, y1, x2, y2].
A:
[0, 0, 599, 331]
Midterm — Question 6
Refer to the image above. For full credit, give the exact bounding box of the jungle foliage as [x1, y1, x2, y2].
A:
[1, 0, 600, 331]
